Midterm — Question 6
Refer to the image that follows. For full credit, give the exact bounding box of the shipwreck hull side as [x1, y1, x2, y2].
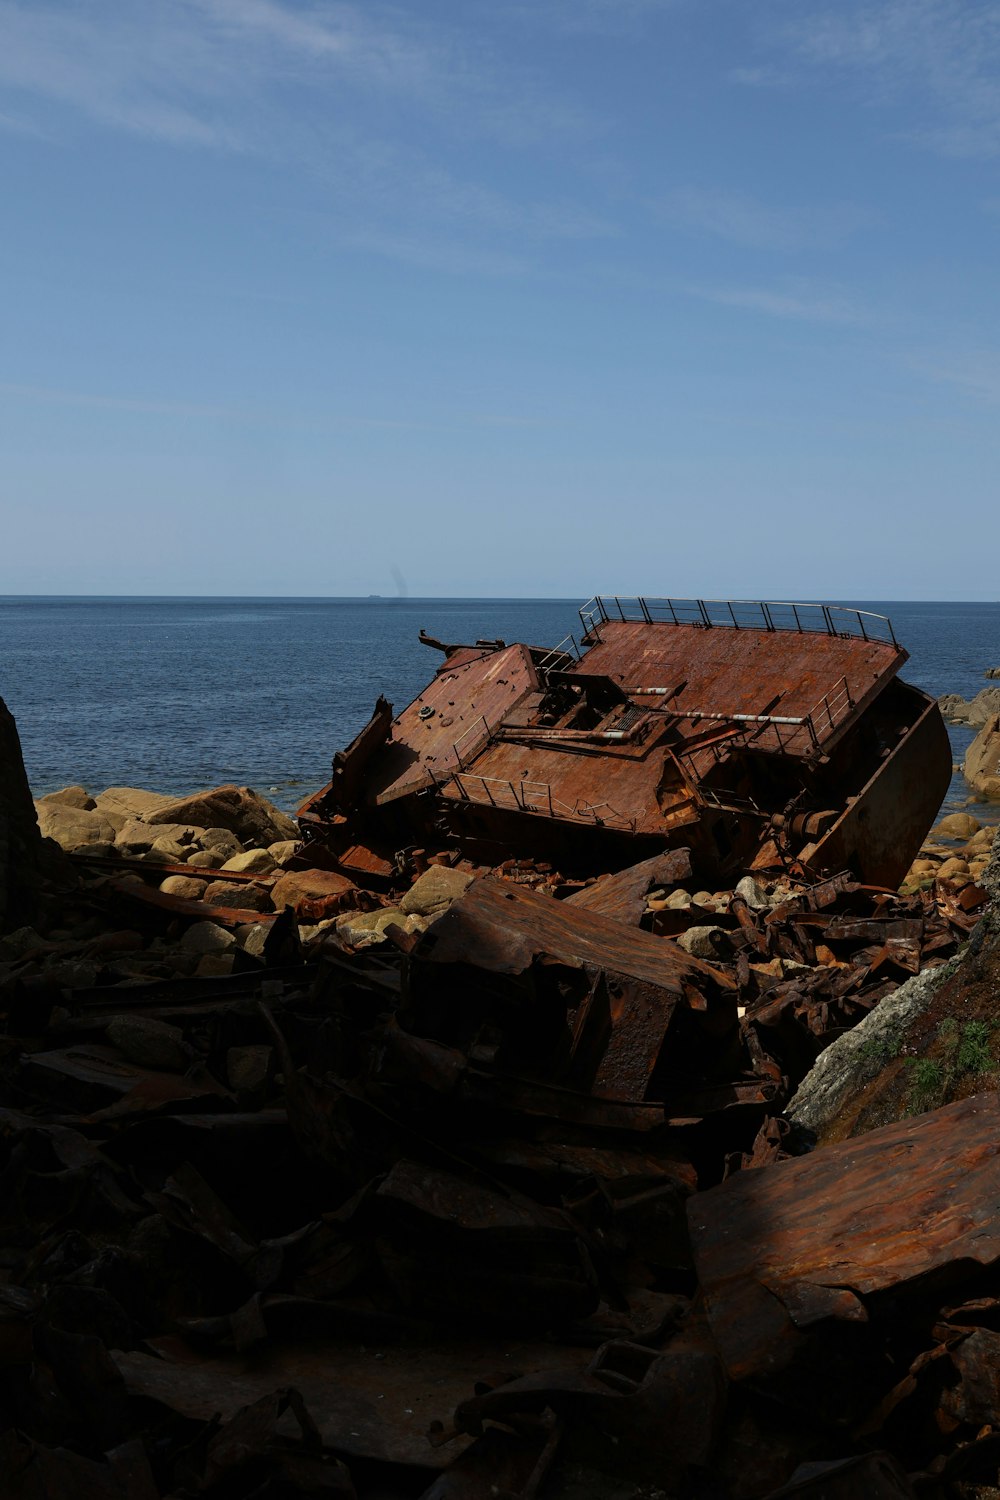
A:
[807, 690, 952, 889]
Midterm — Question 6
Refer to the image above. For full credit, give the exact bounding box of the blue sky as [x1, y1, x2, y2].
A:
[1, 0, 998, 598]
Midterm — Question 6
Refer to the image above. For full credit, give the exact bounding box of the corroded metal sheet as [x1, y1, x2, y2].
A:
[575, 619, 903, 736]
[689, 1092, 1000, 1388]
[369, 643, 539, 805]
[413, 875, 733, 994]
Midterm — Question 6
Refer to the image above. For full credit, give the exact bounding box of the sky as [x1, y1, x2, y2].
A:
[1, 0, 999, 599]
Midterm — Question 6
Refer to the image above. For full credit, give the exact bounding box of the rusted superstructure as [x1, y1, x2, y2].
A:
[298, 596, 951, 891]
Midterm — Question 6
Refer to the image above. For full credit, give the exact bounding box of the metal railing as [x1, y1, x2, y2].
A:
[451, 715, 492, 769]
[535, 634, 582, 679]
[579, 596, 897, 646]
[441, 771, 637, 831]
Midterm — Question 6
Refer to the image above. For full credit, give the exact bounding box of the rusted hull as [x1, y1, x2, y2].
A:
[297, 597, 950, 891]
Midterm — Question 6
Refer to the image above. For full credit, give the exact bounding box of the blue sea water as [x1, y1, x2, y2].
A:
[1, 597, 998, 819]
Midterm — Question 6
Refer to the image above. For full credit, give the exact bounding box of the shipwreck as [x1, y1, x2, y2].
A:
[298, 595, 951, 891]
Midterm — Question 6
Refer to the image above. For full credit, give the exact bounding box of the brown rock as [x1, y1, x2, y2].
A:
[146, 785, 297, 846]
[38, 785, 95, 811]
[94, 786, 177, 821]
[220, 848, 276, 875]
[965, 716, 1000, 800]
[268, 839, 298, 866]
[202, 880, 272, 912]
[185, 848, 226, 870]
[938, 856, 971, 882]
[199, 827, 244, 858]
[271, 867, 358, 917]
[399, 866, 475, 918]
[159, 875, 209, 900]
[35, 801, 118, 852]
[115, 819, 198, 854]
[935, 811, 982, 840]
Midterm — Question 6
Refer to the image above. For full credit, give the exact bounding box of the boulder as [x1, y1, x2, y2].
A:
[336, 908, 413, 947]
[235, 923, 269, 959]
[227, 1045, 274, 1096]
[734, 876, 769, 909]
[202, 880, 272, 912]
[95, 786, 178, 821]
[151, 836, 187, 862]
[159, 875, 209, 901]
[268, 840, 298, 866]
[939, 688, 1000, 726]
[271, 868, 358, 917]
[115, 819, 197, 855]
[220, 848, 276, 876]
[965, 716, 1000, 800]
[677, 925, 727, 959]
[195, 953, 236, 977]
[35, 801, 118, 852]
[988, 668, 1000, 680]
[399, 866, 475, 918]
[937, 857, 971, 882]
[199, 828, 244, 858]
[935, 811, 982, 841]
[180, 922, 236, 955]
[186, 848, 226, 870]
[146, 785, 297, 846]
[106, 1015, 187, 1071]
[37, 785, 95, 811]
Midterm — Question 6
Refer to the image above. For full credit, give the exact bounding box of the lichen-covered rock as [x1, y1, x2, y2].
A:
[146, 785, 297, 846]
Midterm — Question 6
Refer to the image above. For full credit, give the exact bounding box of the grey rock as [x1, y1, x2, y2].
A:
[677, 925, 727, 959]
[106, 1015, 187, 1071]
[181, 921, 236, 955]
[787, 963, 949, 1139]
[734, 875, 769, 909]
[227, 1045, 273, 1095]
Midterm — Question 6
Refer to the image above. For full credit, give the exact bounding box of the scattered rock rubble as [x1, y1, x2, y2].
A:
[7, 740, 1000, 1494]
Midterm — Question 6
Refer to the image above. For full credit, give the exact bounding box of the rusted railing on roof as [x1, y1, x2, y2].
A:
[675, 676, 857, 771]
[437, 770, 637, 831]
[535, 635, 582, 679]
[579, 596, 898, 647]
[451, 716, 492, 769]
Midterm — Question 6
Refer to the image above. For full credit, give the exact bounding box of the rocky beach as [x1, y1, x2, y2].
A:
[6, 649, 1000, 1498]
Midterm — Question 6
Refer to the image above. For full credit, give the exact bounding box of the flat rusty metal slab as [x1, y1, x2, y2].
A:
[368, 643, 539, 806]
[412, 876, 734, 995]
[575, 620, 903, 741]
[689, 1092, 1000, 1387]
[113, 1334, 594, 1469]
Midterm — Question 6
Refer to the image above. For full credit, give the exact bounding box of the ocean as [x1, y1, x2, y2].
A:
[2, 597, 998, 822]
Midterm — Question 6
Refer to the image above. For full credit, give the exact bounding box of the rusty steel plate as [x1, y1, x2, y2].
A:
[689, 1092, 1000, 1386]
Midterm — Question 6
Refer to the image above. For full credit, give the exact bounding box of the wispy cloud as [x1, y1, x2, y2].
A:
[756, 1, 1000, 159]
[662, 187, 875, 252]
[0, 1, 614, 273]
[688, 279, 866, 324]
[910, 352, 1000, 405]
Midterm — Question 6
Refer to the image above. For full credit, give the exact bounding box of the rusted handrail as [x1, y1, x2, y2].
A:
[581, 597, 897, 646]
